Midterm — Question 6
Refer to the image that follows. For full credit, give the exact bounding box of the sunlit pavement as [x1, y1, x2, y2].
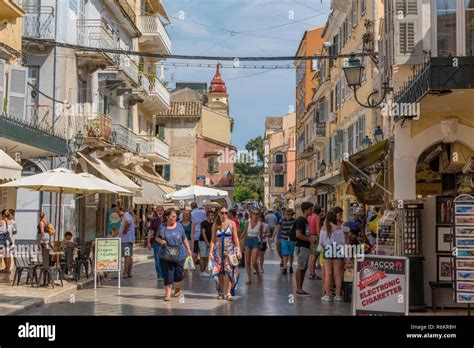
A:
[23, 249, 352, 315]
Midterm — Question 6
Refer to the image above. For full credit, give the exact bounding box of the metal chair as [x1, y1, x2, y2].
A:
[37, 247, 64, 288]
[11, 246, 36, 286]
[74, 243, 92, 281]
[60, 245, 76, 279]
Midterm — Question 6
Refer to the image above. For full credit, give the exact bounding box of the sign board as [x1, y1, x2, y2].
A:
[94, 238, 121, 289]
[352, 255, 409, 315]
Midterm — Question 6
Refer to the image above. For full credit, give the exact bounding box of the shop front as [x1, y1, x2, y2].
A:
[393, 114, 474, 311]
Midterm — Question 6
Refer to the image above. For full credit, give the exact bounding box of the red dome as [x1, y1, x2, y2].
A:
[209, 64, 227, 94]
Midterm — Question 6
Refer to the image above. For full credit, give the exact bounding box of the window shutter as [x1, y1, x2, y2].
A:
[0, 60, 5, 114]
[394, 0, 422, 64]
[7, 65, 28, 120]
[319, 100, 328, 122]
[164, 164, 170, 181]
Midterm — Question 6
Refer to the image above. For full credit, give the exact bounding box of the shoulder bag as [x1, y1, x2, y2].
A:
[160, 226, 182, 263]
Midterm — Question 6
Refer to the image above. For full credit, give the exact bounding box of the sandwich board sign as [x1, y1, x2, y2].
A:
[352, 255, 409, 315]
[94, 238, 121, 289]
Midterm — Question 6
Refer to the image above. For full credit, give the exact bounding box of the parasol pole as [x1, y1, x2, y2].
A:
[56, 188, 63, 265]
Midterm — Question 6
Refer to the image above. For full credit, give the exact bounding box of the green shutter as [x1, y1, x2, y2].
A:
[164, 164, 170, 181]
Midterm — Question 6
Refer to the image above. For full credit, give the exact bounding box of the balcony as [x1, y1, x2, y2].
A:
[112, 124, 143, 155]
[77, 19, 118, 65]
[394, 56, 474, 120]
[119, 54, 139, 85]
[0, 0, 24, 19]
[141, 76, 170, 113]
[316, 123, 326, 137]
[22, 5, 55, 40]
[0, 112, 67, 155]
[138, 15, 172, 55]
[109, 0, 140, 38]
[86, 114, 112, 142]
[298, 144, 315, 160]
[144, 136, 169, 163]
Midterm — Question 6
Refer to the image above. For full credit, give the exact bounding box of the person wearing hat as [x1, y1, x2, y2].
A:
[278, 208, 297, 275]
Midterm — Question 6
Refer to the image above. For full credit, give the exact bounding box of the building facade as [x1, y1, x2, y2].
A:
[156, 65, 236, 202]
[3, 0, 173, 242]
[264, 112, 296, 209]
[294, 27, 325, 210]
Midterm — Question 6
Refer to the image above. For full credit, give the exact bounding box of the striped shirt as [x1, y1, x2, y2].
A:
[280, 218, 295, 241]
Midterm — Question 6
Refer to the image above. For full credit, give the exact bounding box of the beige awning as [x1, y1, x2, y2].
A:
[0, 150, 22, 181]
[76, 152, 140, 192]
[314, 169, 344, 186]
[134, 180, 168, 205]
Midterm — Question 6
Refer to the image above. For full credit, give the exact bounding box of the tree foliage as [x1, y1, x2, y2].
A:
[234, 136, 264, 202]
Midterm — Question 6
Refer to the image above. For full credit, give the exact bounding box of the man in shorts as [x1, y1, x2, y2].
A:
[279, 209, 296, 275]
[118, 208, 135, 278]
[294, 201, 314, 296]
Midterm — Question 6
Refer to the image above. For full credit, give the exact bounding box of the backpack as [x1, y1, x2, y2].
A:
[47, 223, 55, 236]
[289, 220, 298, 242]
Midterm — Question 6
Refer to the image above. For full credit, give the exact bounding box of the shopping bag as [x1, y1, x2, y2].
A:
[207, 258, 213, 272]
[184, 256, 195, 270]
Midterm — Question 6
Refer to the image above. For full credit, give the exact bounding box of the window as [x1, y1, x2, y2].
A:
[333, 34, 340, 54]
[352, 0, 358, 27]
[275, 153, 284, 164]
[156, 123, 165, 140]
[437, 0, 457, 56]
[335, 79, 341, 109]
[355, 114, 366, 150]
[361, 0, 366, 16]
[274, 174, 284, 187]
[348, 123, 354, 154]
[208, 155, 219, 173]
[155, 164, 171, 181]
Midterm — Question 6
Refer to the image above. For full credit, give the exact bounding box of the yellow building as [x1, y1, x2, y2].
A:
[312, 0, 386, 219]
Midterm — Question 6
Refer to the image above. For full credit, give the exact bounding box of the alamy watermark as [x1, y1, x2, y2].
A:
[323, 243, 366, 261]
[217, 147, 259, 167]
[380, 101, 420, 120]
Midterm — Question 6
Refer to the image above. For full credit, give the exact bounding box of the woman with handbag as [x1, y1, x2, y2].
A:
[209, 207, 241, 301]
[257, 213, 270, 274]
[155, 208, 192, 302]
[241, 209, 264, 285]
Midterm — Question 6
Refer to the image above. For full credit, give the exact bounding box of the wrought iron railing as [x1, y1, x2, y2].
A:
[144, 135, 169, 160]
[316, 122, 326, 137]
[85, 114, 112, 141]
[77, 19, 118, 63]
[22, 5, 55, 39]
[0, 112, 67, 155]
[119, 54, 139, 84]
[112, 124, 143, 153]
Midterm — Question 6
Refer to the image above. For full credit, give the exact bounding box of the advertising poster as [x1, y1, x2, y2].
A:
[95, 238, 121, 272]
[353, 255, 409, 316]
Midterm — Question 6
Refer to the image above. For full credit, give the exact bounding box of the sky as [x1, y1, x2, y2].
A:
[161, 0, 331, 149]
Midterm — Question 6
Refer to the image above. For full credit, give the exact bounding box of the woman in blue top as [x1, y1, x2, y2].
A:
[155, 208, 193, 301]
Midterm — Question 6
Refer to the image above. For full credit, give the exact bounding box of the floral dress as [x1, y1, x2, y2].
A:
[211, 224, 240, 296]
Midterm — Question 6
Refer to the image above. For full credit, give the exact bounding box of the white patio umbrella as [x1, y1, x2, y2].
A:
[0, 167, 131, 249]
[165, 185, 230, 207]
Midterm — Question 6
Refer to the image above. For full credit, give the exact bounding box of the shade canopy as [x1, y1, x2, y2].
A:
[0, 167, 132, 195]
[166, 185, 228, 201]
[0, 150, 22, 181]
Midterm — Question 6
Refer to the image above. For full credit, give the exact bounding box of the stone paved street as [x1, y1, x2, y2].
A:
[23, 250, 351, 315]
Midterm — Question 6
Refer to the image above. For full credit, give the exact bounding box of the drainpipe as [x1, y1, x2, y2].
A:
[52, 0, 59, 135]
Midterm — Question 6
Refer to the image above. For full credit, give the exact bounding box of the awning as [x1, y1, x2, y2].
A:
[302, 195, 318, 205]
[0, 150, 22, 181]
[312, 183, 336, 194]
[294, 197, 304, 207]
[76, 152, 140, 192]
[341, 139, 391, 205]
[134, 180, 168, 205]
[314, 169, 344, 186]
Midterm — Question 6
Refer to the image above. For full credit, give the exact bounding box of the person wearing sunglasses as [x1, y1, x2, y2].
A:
[209, 207, 241, 301]
[241, 209, 264, 284]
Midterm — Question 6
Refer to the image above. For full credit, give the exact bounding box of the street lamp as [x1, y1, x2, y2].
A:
[74, 131, 84, 150]
[362, 135, 372, 149]
[374, 126, 384, 142]
[320, 160, 327, 174]
[343, 53, 393, 108]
